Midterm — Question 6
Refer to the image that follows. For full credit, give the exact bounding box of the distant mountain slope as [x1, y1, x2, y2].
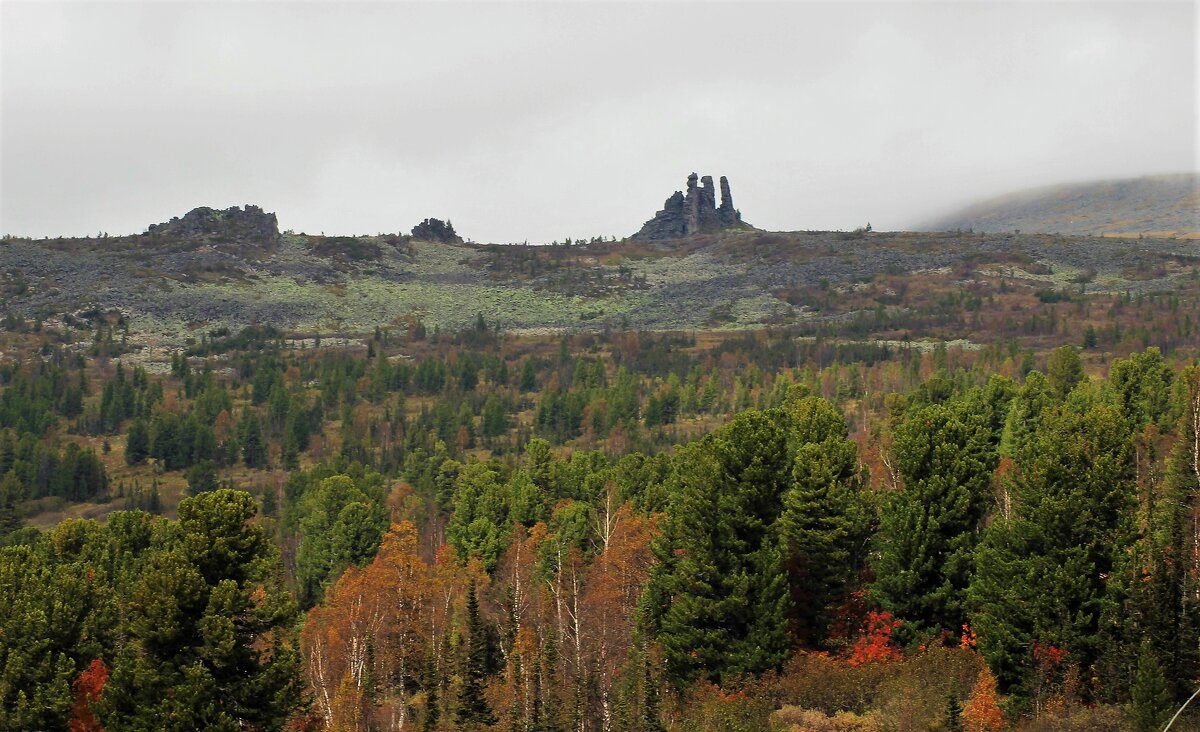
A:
[920, 174, 1199, 237]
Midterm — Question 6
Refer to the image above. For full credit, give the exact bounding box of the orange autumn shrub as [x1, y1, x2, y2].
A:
[962, 667, 1006, 732]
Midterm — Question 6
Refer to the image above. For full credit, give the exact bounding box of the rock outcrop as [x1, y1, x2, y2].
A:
[632, 173, 750, 240]
[410, 218, 462, 243]
[146, 205, 281, 246]
[717, 175, 739, 227]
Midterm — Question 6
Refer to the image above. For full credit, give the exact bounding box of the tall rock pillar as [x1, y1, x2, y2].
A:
[631, 173, 752, 241]
[717, 176, 740, 227]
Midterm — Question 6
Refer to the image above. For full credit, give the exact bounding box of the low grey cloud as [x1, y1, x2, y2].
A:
[2, 1, 1195, 242]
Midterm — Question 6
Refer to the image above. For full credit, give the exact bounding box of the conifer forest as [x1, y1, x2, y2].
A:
[5, 0, 1198, 729]
[1, 307, 1199, 732]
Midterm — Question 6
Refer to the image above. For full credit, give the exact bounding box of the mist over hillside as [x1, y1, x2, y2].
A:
[919, 174, 1199, 237]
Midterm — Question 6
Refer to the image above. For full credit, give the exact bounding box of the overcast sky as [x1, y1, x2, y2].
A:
[2, 1, 1195, 242]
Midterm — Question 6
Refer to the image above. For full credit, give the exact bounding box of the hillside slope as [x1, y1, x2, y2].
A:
[3, 203, 1197, 348]
[920, 174, 1199, 237]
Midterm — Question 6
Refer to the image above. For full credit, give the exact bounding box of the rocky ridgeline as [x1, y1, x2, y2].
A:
[145, 205, 281, 248]
[632, 173, 751, 240]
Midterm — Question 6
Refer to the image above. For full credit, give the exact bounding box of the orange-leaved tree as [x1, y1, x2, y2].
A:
[582, 504, 655, 728]
[68, 658, 107, 732]
[301, 520, 432, 730]
[962, 666, 1006, 732]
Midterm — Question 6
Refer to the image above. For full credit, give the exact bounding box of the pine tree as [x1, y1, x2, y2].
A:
[184, 459, 218, 496]
[643, 409, 793, 687]
[281, 429, 299, 471]
[1045, 345, 1084, 399]
[1150, 366, 1200, 693]
[0, 545, 82, 730]
[0, 432, 15, 479]
[1108, 391, 1200, 702]
[519, 360, 538, 393]
[447, 462, 509, 572]
[970, 402, 1135, 696]
[422, 653, 441, 732]
[0, 471, 23, 535]
[540, 631, 561, 732]
[508, 652, 524, 732]
[240, 412, 267, 469]
[778, 395, 869, 646]
[945, 691, 963, 731]
[1129, 640, 1172, 732]
[124, 419, 149, 466]
[1082, 324, 1098, 349]
[1108, 347, 1175, 429]
[99, 490, 302, 730]
[999, 371, 1053, 458]
[457, 582, 497, 728]
[147, 479, 162, 514]
[640, 652, 664, 732]
[872, 396, 997, 635]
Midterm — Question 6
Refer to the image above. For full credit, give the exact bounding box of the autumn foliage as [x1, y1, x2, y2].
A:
[301, 520, 439, 730]
[298, 506, 659, 731]
[68, 658, 107, 732]
[846, 611, 903, 667]
[962, 666, 1006, 732]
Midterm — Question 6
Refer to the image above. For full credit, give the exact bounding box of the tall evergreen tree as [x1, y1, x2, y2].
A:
[1115, 365, 1200, 698]
[294, 474, 387, 607]
[0, 542, 108, 731]
[99, 490, 302, 731]
[1045, 345, 1085, 400]
[124, 419, 150, 466]
[1108, 347, 1175, 430]
[457, 582, 497, 728]
[422, 653, 441, 732]
[969, 402, 1135, 697]
[999, 371, 1054, 458]
[240, 412, 267, 469]
[871, 396, 998, 635]
[640, 647, 665, 732]
[1129, 640, 1172, 732]
[447, 462, 509, 572]
[185, 459, 219, 496]
[778, 395, 870, 646]
[643, 409, 793, 687]
[0, 472, 23, 535]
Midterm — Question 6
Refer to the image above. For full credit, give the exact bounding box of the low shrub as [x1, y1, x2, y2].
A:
[773, 706, 885, 731]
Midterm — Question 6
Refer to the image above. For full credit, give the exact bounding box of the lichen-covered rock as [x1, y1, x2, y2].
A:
[146, 205, 280, 246]
[634, 191, 688, 240]
[632, 173, 750, 240]
[410, 218, 462, 243]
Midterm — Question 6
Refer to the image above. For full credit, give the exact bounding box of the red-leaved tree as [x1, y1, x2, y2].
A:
[846, 610, 903, 666]
[68, 658, 108, 732]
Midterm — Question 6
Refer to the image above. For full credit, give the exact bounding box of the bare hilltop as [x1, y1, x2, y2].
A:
[919, 173, 1199, 238]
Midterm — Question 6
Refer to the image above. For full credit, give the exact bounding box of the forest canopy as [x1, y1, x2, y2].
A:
[0, 316, 1197, 731]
